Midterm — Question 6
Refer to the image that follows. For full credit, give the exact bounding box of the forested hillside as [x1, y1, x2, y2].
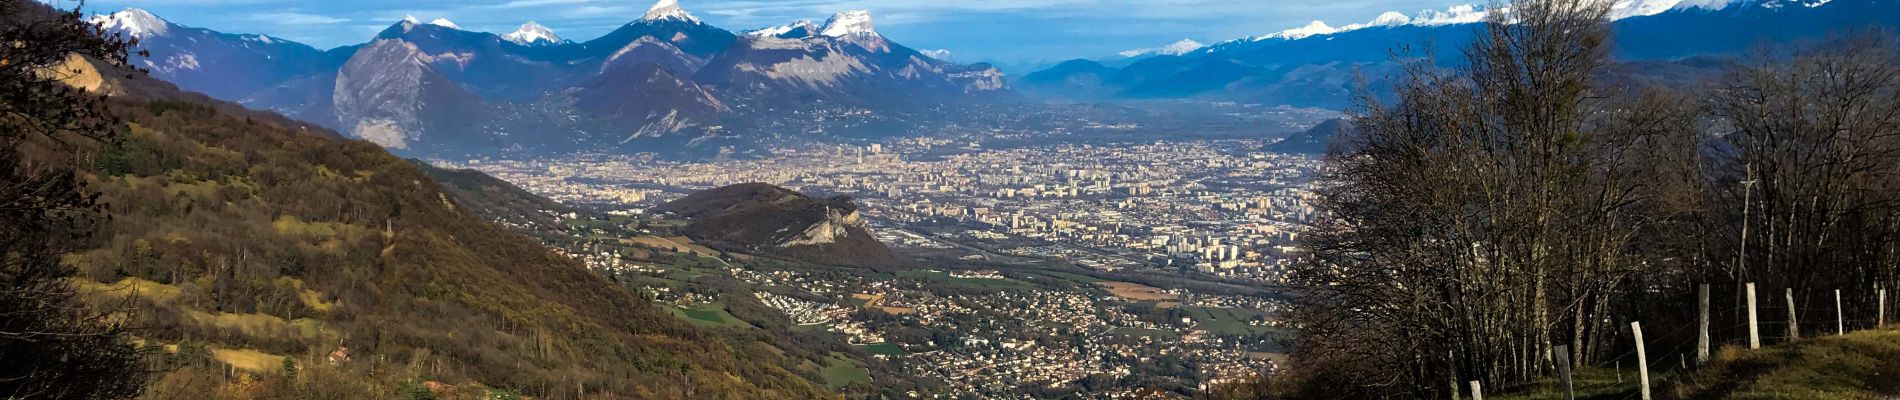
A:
[4, 1, 836, 396]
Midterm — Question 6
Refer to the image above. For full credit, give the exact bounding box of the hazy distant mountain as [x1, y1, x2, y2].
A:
[653, 183, 898, 266]
[94, 0, 1010, 157]
[1023, 0, 1900, 108]
[1016, 59, 1121, 99]
[90, 8, 342, 101]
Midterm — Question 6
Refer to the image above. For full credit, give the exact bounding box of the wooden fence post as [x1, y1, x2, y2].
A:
[1698, 284, 1710, 364]
[1786, 288, 1800, 341]
[1632, 321, 1651, 400]
[1469, 380, 1483, 400]
[1880, 287, 1887, 328]
[1836, 289, 1844, 335]
[1553, 344, 1575, 400]
[1747, 283, 1760, 349]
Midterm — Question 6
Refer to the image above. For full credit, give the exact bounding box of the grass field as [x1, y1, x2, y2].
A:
[1036, 270, 1105, 284]
[1179, 306, 1278, 336]
[664, 303, 752, 329]
[71, 277, 183, 304]
[858, 343, 909, 356]
[1665, 329, 1900, 399]
[625, 236, 722, 257]
[820, 353, 872, 388]
[1098, 281, 1177, 301]
[1494, 329, 1900, 399]
[212, 347, 286, 373]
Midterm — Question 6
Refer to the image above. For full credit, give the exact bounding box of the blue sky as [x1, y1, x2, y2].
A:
[58, 0, 1466, 67]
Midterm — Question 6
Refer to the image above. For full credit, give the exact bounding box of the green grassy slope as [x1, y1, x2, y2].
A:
[1491, 329, 1900, 400]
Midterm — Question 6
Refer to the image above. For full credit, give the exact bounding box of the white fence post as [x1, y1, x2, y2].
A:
[1747, 283, 1760, 349]
[1698, 284, 1710, 364]
[1880, 287, 1887, 328]
[1632, 321, 1651, 400]
[1469, 380, 1483, 400]
[1836, 289, 1844, 335]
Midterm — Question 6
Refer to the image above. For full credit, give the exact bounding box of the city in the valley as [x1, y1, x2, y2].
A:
[431, 129, 1325, 396]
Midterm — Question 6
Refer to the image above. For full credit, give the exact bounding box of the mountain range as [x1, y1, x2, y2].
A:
[91, 0, 1900, 158]
[89, 0, 1009, 158]
[1021, 0, 1900, 108]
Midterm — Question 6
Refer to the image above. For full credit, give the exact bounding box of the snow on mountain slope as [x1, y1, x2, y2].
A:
[1118, 39, 1205, 58]
[89, 8, 169, 38]
[503, 21, 566, 46]
[747, 20, 818, 39]
[820, 10, 876, 37]
[1242, 0, 1749, 44]
[89, 8, 337, 101]
[643, 0, 701, 23]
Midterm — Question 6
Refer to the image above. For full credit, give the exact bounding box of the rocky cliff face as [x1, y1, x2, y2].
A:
[653, 183, 897, 266]
[780, 205, 865, 248]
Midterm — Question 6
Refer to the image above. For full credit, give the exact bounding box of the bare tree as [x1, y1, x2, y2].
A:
[1281, 0, 1704, 396]
[1707, 33, 1900, 334]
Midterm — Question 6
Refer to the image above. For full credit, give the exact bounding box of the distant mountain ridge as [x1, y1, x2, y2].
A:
[1020, 0, 1899, 107]
[89, 1, 1009, 158]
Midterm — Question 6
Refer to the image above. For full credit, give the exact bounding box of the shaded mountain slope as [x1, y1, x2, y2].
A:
[415, 161, 578, 238]
[1267, 118, 1353, 155]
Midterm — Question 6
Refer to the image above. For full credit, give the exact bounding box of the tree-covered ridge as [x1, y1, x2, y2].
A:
[45, 72, 834, 398]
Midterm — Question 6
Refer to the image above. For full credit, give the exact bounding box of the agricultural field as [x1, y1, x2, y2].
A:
[1098, 281, 1177, 302]
[820, 353, 872, 388]
[664, 303, 752, 329]
[1178, 306, 1277, 336]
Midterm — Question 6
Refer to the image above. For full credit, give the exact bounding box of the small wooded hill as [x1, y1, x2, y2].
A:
[46, 60, 832, 398]
[654, 183, 897, 267]
[1266, 118, 1350, 155]
[415, 161, 578, 240]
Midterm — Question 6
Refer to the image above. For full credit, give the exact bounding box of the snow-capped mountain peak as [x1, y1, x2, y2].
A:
[820, 10, 876, 37]
[503, 21, 565, 46]
[1241, 0, 1754, 44]
[402, 15, 421, 25]
[747, 19, 819, 39]
[91, 8, 170, 38]
[1412, 4, 1492, 26]
[1118, 39, 1205, 58]
[1267, 21, 1339, 40]
[428, 18, 461, 29]
[642, 0, 702, 23]
[921, 49, 954, 61]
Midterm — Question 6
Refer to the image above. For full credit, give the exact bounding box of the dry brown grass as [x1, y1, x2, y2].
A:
[1098, 281, 1177, 302]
